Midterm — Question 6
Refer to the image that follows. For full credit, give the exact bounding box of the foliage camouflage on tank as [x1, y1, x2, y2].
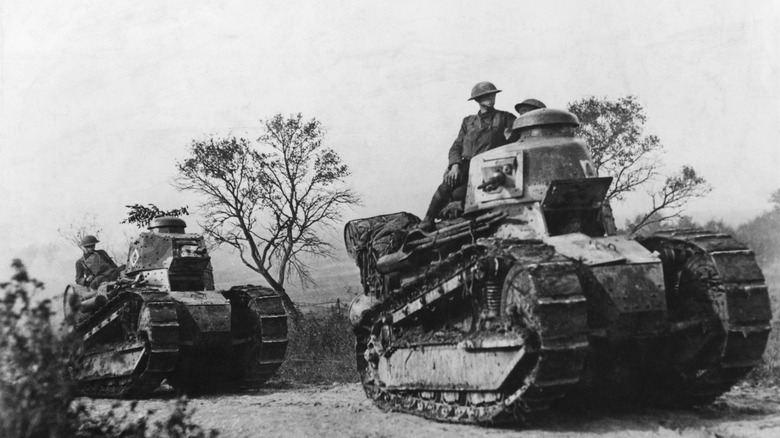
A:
[343, 108, 771, 425]
[65, 217, 288, 397]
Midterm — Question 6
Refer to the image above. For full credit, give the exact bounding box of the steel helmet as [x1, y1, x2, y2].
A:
[81, 235, 99, 247]
[468, 81, 501, 101]
[514, 98, 546, 114]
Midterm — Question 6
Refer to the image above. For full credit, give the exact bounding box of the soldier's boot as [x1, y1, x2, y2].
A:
[418, 183, 453, 233]
[418, 216, 436, 232]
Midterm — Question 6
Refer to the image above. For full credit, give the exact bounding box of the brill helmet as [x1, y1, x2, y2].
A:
[81, 235, 99, 247]
[514, 98, 546, 114]
[468, 81, 501, 101]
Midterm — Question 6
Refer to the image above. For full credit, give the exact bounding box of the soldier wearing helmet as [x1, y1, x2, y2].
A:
[420, 81, 516, 232]
[75, 235, 121, 290]
[514, 98, 546, 115]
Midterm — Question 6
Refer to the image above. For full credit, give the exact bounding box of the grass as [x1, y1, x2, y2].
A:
[746, 267, 780, 387]
[278, 305, 359, 385]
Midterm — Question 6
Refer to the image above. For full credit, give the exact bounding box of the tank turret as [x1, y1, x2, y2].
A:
[125, 217, 211, 291]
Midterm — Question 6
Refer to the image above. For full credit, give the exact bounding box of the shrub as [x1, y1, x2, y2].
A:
[278, 304, 358, 384]
[0, 259, 76, 437]
[72, 397, 218, 438]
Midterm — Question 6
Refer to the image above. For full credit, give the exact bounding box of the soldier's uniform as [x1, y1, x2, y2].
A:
[421, 84, 516, 229]
[447, 109, 516, 169]
[75, 248, 119, 290]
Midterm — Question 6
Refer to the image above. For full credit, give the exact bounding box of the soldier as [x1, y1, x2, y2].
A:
[514, 98, 546, 115]
[75, 235, 121, 290]
[419, 81, 516, 232]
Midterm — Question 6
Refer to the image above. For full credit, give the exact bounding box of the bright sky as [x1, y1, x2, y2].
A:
[2, 1, 779, 294]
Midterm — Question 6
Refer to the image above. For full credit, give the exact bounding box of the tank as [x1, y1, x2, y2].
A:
[63, 217, 288, 397]
[343, 108, 772, 424]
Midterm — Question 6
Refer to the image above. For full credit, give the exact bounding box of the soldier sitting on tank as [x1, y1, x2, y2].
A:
[514, 98, 546, 116]
[419, 82, 518, 232]
[75, 235, 122, 290]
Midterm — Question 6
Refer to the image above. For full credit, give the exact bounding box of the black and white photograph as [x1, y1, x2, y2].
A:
[1, 1, 779, 437]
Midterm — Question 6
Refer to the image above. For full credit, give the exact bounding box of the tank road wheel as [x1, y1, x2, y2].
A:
[640, 231, 772, 405]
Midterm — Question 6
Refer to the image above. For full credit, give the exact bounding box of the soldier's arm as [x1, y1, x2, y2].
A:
[447, 118, 468, 168]
[99, 250, 118, 269]
[503, 112, 519, 143]
[75, 260, 86, 286]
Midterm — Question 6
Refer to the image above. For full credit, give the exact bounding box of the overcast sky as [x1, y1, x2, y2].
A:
[1, 1, 779, 293]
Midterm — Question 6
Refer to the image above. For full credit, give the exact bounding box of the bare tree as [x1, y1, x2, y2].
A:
[175, 113, 361, 318]
[626, 166, 711, 234]
[569, 96, 710, 234]
[57, 213, 103, 249]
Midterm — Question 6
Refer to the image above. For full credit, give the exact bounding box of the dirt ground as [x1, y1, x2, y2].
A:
[81, 382, 780, 438]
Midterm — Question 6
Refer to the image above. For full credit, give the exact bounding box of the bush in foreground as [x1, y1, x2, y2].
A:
[72, 397, 217, 438]
[0, 259, 75, 437]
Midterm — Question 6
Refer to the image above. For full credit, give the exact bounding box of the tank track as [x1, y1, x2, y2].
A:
[74, 290, 179, 397]
[640, 230, 772, 404]
[355, 239, 588, 425]
[225, 285, 289, 388]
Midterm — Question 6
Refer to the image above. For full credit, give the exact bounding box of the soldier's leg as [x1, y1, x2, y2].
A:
[420, 181, 456, 231]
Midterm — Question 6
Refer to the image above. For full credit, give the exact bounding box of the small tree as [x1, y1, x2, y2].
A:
[175, 114, 360, 319]
[57, 213, 103, 249]
[625, 166, 711, 234]
[569, 96, 710, 234]
[122, 204, 189, 229]
[735, 189, 780, 268]
[569, 96, 661, 204]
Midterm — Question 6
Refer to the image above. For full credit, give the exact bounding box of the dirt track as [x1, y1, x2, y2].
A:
[84, 383, 780, 438]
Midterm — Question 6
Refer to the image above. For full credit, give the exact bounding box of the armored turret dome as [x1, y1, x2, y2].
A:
[512, 108, 579, 132]
[148, 216, 187, 233]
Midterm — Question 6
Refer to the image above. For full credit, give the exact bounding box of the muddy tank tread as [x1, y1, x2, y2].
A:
[356, 241, 589, 425]
[74, 291, 180, 397]
[640, 231, 771, 405]
[225, 285, 289, 388]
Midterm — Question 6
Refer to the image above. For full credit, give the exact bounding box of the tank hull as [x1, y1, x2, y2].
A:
[345, 213, 772, 425]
